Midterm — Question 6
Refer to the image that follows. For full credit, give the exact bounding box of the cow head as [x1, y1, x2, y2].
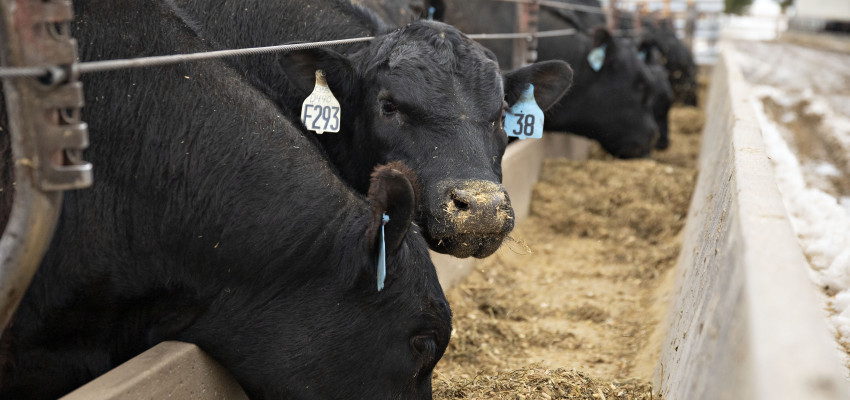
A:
[277, 21, 572, 258]
[652, 19, 698, 106]
[546, 28, 659, 158]
[638, 38, 674, 150]
[181, 163, 451, 400]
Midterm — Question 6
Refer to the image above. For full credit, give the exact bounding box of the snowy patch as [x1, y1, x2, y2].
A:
[751, 75, 850, 362]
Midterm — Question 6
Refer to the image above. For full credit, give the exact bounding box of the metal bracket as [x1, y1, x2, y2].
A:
[0, 0, 89, 332]
[4, 0, 91, 190]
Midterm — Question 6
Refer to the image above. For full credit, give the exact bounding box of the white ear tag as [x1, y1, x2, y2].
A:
[587, 43, 607, 72]
[300, 69, 341, 134]
[505, 83, 544, 140]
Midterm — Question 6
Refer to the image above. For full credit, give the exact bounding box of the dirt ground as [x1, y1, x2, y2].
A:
[433, 94, 706, 398]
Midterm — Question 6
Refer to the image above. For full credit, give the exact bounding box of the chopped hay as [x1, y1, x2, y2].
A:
[434, 367, 653, 399]
[433, 103, 704, 399]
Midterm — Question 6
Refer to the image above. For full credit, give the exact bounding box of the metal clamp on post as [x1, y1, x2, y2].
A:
[19, 0, 91, 190]
[0, 0, 89, 331]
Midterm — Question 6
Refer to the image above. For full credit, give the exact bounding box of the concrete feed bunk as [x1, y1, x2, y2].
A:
[62, 45, 850, 398]
[656, 44, 850, 400]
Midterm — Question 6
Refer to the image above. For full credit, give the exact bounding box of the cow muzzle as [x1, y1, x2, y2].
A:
[425, 179, 515, 258]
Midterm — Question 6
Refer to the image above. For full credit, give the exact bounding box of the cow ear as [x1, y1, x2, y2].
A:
[592, 27, 614, 48]
[638, 37, 659, 64]
[503, 60, 573, 112]
[276, 48, 358, 102]
[365, 162, 420, 255]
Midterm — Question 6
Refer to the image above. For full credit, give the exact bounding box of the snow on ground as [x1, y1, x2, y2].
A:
[731, 41, 850, 365]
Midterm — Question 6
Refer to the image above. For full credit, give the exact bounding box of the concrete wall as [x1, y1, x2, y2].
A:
[62, 341, 249, 399]
[655, 43, 850, 400]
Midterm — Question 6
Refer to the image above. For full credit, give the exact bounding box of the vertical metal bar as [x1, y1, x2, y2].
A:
[634, 3, 643, 35]
[684, 0, 696, 50]
[525, 0, 539, 65]
[606, 0, 620, 32]
[512, 0, 539, 69]
[512, 3, 528, 69]
[0, 0, 90, 331]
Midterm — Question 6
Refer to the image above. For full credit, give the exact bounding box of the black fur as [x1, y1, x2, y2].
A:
[637, 37, 675, 150]
[637, 17, 699, 106]
[0, 1, 450, 398]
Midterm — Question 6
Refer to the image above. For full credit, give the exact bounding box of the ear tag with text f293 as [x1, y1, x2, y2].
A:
[300, 69, 341, 134]
[505, 83, 544, 140]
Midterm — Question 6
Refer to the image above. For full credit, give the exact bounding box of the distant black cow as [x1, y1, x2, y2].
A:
[539, 0, 698, 106]
[528, 4, 675, 150]
[637, 38, 674, 150]
[632, 17, 698, 106]
[170, 0, 573, 258]
[0, 1, 450, 399]
[528, 4, 676, 149]
[443, 0, 659, 158]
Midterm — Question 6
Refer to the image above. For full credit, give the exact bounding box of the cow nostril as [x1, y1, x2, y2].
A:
[452, 196, 470, 211]
[449, 190, 472, 211]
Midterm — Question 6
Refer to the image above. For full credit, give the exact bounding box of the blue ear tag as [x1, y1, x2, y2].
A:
[505, 83, 544, 140]
[638, 50, 647, 61]
[427, 6, 435, 20]
[377, 213, 389, 291]
[587, 43, 607, 72]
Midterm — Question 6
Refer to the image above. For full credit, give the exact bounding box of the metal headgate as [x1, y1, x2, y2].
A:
[0, 0, 90, 331]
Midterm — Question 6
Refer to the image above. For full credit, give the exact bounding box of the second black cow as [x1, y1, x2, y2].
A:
[171, 0, 574, 258]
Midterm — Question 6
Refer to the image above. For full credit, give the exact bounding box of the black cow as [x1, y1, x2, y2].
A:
[601, 10, 696, 107]
[520, 4, 674, 150]
[627, 17, 698, 106]
[169, 0, 573, 258]
[0, 1, 450, 399]
[443, 0, 659, 158]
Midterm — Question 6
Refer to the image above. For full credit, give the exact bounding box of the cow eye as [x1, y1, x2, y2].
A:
[411, 334, 437, 363]
[380, 99, 398, 116]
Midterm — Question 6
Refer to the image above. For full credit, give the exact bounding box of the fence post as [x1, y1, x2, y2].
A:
[684, 0, 697, 50]
[0, 0, 91, 331]
[605, 0, 620, 32]
[513, 0, 540, 69]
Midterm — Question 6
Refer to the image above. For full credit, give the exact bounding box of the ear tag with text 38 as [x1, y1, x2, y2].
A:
[301, 69, 341, 134]
[505, 83, 543, 140]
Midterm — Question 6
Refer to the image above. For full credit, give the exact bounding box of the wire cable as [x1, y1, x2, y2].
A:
[0, 36, 375, 80]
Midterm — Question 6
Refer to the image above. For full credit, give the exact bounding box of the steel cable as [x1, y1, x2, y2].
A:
[0, 36, 375, 80]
